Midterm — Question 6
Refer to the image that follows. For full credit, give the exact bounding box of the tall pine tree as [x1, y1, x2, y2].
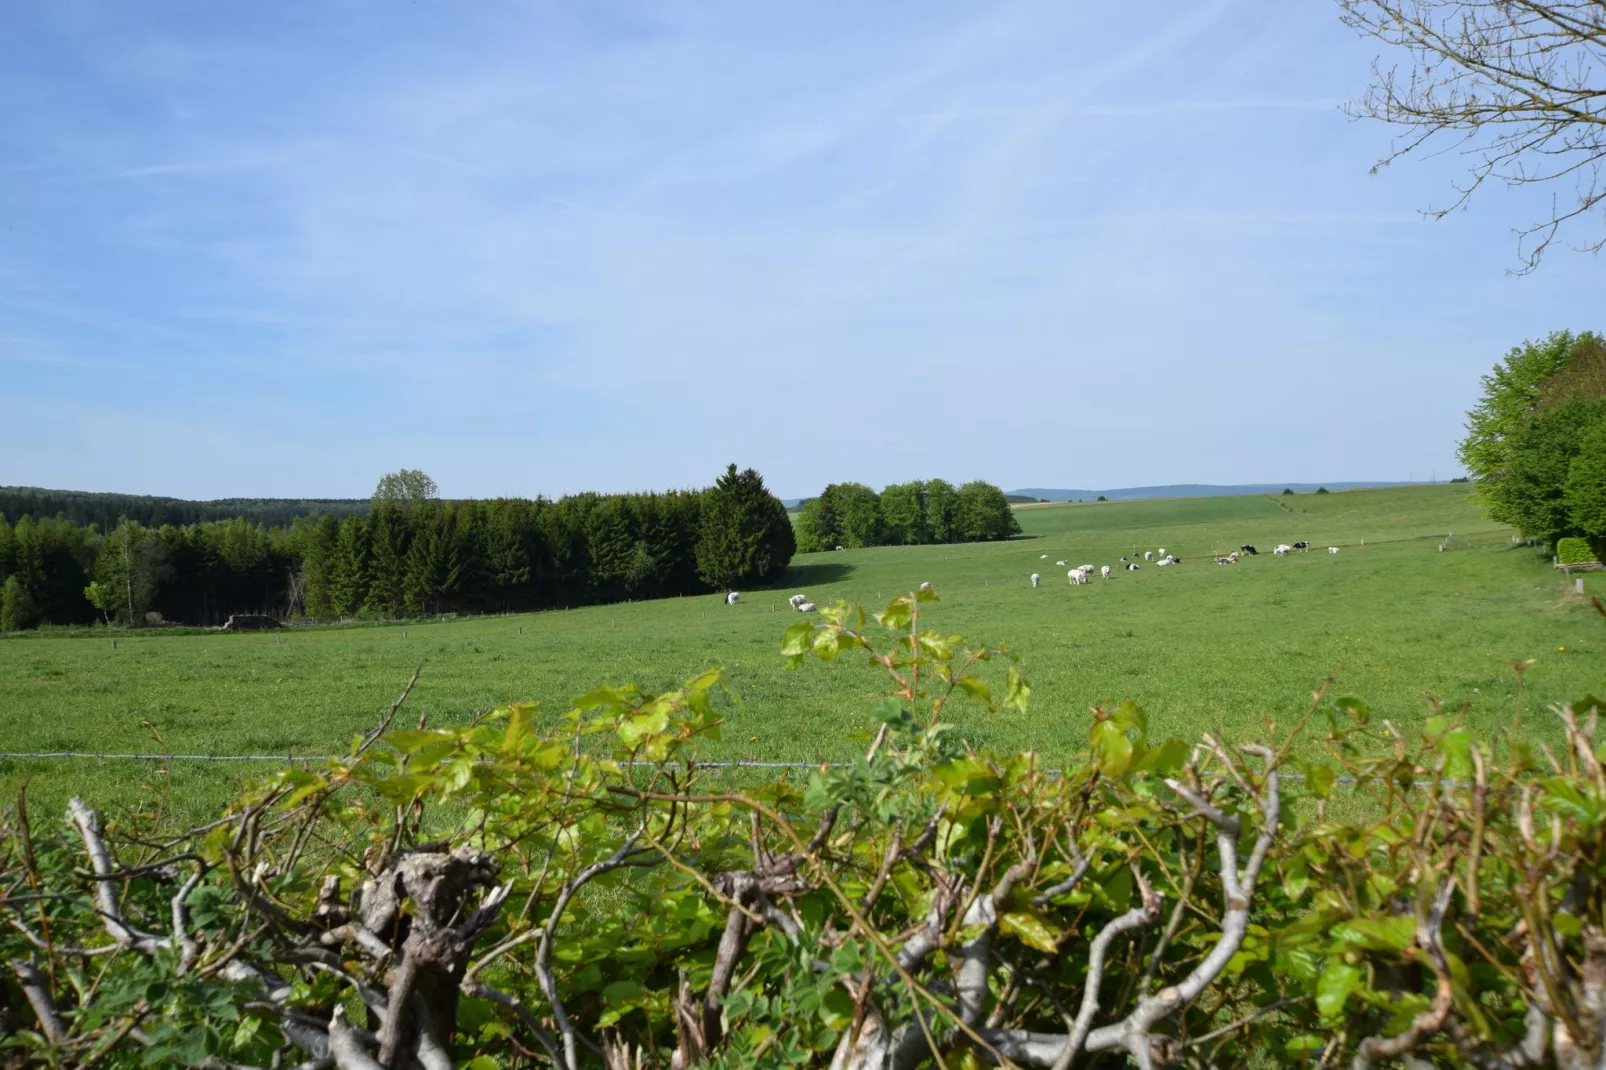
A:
[695, 464, 795, 590]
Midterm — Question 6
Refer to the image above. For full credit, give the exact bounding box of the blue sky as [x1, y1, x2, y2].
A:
[1, 1, 1599, 500]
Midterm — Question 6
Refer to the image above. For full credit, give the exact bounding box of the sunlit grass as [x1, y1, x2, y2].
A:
[1, 484, 1600, 823]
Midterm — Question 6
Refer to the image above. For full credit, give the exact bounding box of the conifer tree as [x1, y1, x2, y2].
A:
[695, 464, 795, 590]
[363, 505, 407, 618]
[327, 517, 370, 618]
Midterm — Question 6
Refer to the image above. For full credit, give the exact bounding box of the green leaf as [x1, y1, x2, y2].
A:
[1090, 720, 1133, 776]
[1334, 696, 1369, 726]
[1111, 700, 1148, 739]
[1335, 917, 1414, 951]
[1442, 730, 1474, 780]
[462, 1059, 499, 1070]
[1299, 761, 1338, 800]
[603, 980, 643, 1006]
[876, 597, 914, 632]
[1132, 737, 1188, 775]
[820, 987, 855, 1029]
[1004, 666, 1031, 714]
[781, 620, 815, 657]
[1542, 778, 1602, 826]
[955, 676, 991, 703]
[999, 911, 1062, 953]
[1317, 959, 1361, 1019]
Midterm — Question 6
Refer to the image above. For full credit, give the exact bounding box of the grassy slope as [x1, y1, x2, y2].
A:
[1, 485, 1601, 821]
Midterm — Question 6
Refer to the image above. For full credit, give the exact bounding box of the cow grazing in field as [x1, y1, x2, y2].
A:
[788, 594, 808, 608]
[1056, 560, 1066, 567]
[795, 601, 816, 612]
[1079, 563, 1095, 573]
[1126, 563, 1140, 571]
[919, 581, 932, 591]
[1156, 558, 1172, 568]
[1293, 541, 1310, 552]
[1040, 554, 1048, 559]
[1274, 544, 1292, 556]
[1144, 551, 1153, 561]
[725, 592, 741, 605]
[835, 545, 845, 551]
[1158, 549, 1167, 557]
[1068, 568, 1088, 585]
[1328, 546, 1340, 554]
[1215, 556, 1235, 565]
[1100, 565, 1111, 579]
[1030, 573, 1040, 588]
[1240, 545, 1258, 555]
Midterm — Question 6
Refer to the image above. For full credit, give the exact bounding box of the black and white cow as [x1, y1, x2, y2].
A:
[1292, 541, 1310, 552]
[1240, 544, 1258, 555]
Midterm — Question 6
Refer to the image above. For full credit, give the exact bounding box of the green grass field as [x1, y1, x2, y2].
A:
[2, 484, 1601, 822]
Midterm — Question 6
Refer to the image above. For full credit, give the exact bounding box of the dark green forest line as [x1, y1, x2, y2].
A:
[0, 486, 368, 530]
[0, 471, 1020, 631]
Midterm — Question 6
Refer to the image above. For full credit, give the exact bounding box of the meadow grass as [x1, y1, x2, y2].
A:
[1, 484, 1601, 823]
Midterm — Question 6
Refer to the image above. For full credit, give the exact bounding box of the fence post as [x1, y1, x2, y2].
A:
[1579, 577, 1586, 595]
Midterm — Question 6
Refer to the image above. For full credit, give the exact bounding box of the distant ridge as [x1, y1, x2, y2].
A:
[1008, 482, 1423, 503]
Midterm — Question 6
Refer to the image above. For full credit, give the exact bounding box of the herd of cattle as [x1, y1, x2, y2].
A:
[718, 541, 1343, 608]
[1028, 540, 1339, 588]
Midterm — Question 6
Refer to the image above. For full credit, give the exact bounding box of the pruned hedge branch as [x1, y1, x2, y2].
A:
[3, 588, 1605, 1068]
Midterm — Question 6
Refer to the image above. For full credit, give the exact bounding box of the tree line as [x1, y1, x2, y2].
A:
[1460, 330, 1606, 555]
[0, 465, 794, 630]
[0, 486, 367, 531]
[795, 479, 1020, 552]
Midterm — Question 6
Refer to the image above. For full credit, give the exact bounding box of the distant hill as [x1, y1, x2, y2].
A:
[1009, 482, 1423, 503]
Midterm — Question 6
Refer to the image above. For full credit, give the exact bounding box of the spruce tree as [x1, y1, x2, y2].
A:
[696, 464, 795, 590]
[1, 574, 35, 631]
[363, 505, 407, 618]
[327, 517, 370, 618]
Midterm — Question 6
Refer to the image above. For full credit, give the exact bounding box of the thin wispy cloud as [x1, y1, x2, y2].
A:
[0, 0, 1596, 499]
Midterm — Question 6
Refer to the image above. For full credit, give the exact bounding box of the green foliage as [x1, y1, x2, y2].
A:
[1564, 414, 1606, 543]
[798, 478, 1015, 552]
[6, 592, 1604, 1068]
[1484, 396, 1606, 544]
[1, 573, 35, 631]
[951, 480, 1021, 541]
[1558, 537, 1601, 565]
[1283, 487, 1294, 494]
[695, 464, 796, 590]
[1459, 330, 1579, 490]
[371, 467, 439, 507]
[1316, 486, 1330, 494]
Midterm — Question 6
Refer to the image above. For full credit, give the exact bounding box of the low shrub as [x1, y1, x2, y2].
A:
[3, 592, 1606, 1068]
[1558, 536, 1602, 564]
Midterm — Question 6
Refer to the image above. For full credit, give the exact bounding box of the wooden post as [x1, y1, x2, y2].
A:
[111, 639, 117, 651]
[1579, 577, 1586, 595]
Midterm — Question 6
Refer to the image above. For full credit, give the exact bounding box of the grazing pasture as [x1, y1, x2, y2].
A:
[1, 484, 1600, 822]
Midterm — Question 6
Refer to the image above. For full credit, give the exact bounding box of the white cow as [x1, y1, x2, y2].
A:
[1056, 560, 1067, 567]
[1079, 563, 1094, 573]
[1328, 546, 1340, 554]
[1144, 551, 1153, 561]
[1274, 544, 1292, 556]
[1068, 568, 1088, 585]
[795, 601, 816, 612]
[1156, 558, 1172, 568]
[788, 593, 808, 608]
[1100, 565, 1111, 579]
[725, 591, 741, 605]
[1158, 549, 1167, 557]
[1030, 573, 1041, 588]
[919, 581, 932, 591]
[1040, 554, 1049, 559]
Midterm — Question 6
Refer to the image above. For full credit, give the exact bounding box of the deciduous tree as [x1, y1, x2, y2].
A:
[1342, 0, 1606, 271]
